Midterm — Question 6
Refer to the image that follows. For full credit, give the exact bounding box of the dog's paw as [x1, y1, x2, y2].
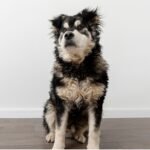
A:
[52, 147, 64, 150]
[87, 144, 100, 149]
[52, 143, 65, 149]
[74, 134, 86, 143]
[45, 132, 55, 143]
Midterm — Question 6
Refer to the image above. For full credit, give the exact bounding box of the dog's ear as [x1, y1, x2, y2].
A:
[80, 8, 100, 26]
[50, 15, 65, 33]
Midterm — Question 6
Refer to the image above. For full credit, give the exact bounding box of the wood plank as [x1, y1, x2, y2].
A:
[0, 118, 149, 149]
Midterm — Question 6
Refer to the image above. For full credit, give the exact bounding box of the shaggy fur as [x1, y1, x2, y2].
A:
[43, 8, 109, 149]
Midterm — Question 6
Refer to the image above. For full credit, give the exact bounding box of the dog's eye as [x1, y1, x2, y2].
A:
[77, 25, 83, 30]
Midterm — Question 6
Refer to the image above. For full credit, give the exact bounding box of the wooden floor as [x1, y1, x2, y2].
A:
[0, 118, 150, 149]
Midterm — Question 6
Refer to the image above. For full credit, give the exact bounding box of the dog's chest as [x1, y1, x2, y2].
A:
[56, 77, 105, 103]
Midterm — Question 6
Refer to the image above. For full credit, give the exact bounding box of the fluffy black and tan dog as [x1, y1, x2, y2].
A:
[43, 8, 109, 149]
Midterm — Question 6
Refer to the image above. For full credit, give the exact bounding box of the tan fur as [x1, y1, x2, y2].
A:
[63, 22, 69, 29]
[87, 107, 101, 149]
[53, 109, 68, 149]
[58, 43, 94, 64]
[56, 77, 105, 104]
[53, 62, 63, 77]
[45, 103, 56, 142]
[74, 20, 81, 27]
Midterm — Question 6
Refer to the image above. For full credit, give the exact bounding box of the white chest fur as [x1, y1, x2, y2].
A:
[56, 77, 105, 104]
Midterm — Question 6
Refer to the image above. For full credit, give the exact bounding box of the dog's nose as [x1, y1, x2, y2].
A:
[64, 31, 74, 40]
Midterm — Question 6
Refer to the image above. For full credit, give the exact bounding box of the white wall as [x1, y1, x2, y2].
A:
[0, 0, 150, 118]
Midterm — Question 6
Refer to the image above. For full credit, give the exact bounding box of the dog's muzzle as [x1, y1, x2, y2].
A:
[64, 31, 76, 47]
[65, 31, 74, 40]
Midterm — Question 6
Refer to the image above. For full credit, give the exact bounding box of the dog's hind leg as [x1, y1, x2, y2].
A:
[73, 125, 88, 143]
[44, 102, 56, 143]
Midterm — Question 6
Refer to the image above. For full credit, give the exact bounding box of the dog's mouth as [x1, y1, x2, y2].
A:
[65, 40, 76, 48]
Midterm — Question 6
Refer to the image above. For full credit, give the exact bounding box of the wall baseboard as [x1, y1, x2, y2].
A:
[0, 108, 43, 118]
[104, 108, 150, 118]
[0, 108, 150, 118]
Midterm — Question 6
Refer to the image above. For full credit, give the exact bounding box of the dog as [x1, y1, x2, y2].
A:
[43, 8, 109, 149]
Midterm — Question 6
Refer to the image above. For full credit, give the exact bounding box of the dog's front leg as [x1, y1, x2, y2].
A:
[52, 106, 68, 149]
[87, 106, 102, 149]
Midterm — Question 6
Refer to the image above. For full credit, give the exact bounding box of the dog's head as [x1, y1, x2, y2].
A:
[51, 9, 101, 64]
